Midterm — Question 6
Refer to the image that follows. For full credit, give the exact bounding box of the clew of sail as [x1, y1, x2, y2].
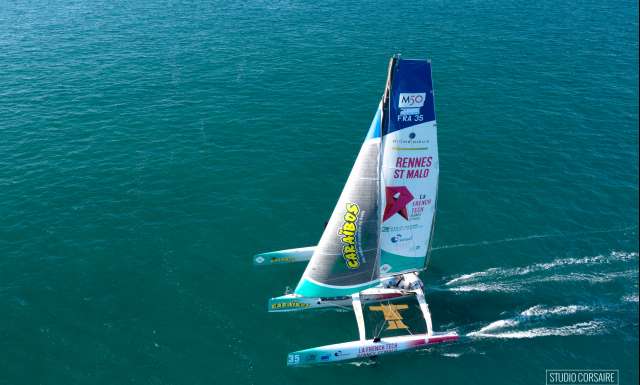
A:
[379, 59, 439, 276]
[294, 106, 383, 298]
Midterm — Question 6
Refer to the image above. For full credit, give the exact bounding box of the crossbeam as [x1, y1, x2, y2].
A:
[415, 289, 433, 336]
[351, 293, 366, 341]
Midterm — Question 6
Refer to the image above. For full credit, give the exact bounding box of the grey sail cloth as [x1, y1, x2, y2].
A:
[302, 139, 381, 288]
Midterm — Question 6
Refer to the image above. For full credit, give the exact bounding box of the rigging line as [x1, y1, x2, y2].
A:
[371, 162, 382, 283]
[373, 299, 393, 340]
[372, 308, 383, 339]
[431, 226, 638, 251]
[374, 318, 386, 340]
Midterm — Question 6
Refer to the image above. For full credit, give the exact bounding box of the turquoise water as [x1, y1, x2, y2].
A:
[1, 0, 638, 384]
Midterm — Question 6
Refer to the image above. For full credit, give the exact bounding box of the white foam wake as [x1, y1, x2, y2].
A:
[472, 319, 520, 334]
[520, 305, 591, 317]
[449, 271, 637, 293]
[447, 282, 519, 293]
[539, 270, 638, 284]
[469, 305, 594, 335]
[445, 268, 501, 286]
[445, 251, 638, 286]
[432, 227, 637, 251]
[469, 320, 606, 339]
[346, 360, 377, 367]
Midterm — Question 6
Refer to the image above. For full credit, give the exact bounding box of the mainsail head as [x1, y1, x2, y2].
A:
[295, 57, 439, 297]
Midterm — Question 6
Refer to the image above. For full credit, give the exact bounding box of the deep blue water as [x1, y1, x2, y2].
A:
[1, 1, 638, 384]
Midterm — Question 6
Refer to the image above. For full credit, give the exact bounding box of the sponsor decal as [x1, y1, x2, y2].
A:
[396, 156, 432, 168]
[271, 301, 310, 310]
[369, 304, 409, 330]
[357, 343, 399, 357]
[399, 107, 420, 116]
[391, 132, 431, 150]
[392, 132, 430, 145]
[393, 156, 432, 179]
[320, 355, 330, 361]
[398, 93, 426, 121]
[287, 354, 300, 365]
[410, 197, 432, 218]
[383, 186, 414, 222]
[269, 256, 294, 263]
[337, 203, 361, 269]
[390, 233, 413, 243]
[381, 224, 421, 233]
[398, 93, 426, 108]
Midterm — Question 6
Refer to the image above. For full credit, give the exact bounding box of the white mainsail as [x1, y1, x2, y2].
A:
[379, 59, 439, 275]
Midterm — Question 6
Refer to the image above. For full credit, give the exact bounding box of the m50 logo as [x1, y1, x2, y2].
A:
[398, 93, 426, 108]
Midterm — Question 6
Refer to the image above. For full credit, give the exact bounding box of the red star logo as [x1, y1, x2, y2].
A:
[383, 186, 414, 222]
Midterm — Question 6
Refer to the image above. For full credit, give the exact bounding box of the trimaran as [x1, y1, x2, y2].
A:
[254, 55, 459, 366]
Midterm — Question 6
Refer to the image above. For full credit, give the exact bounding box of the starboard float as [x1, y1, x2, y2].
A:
[255, 55, 458, 366]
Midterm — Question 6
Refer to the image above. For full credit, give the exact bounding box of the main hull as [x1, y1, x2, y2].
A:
[287, 332, 459, 366]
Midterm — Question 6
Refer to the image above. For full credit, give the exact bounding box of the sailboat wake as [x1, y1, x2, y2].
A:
[462, 304, 616, 339]
[442, 251, 638, 293]
[468, 320, 607, 339]
[436, 251, 638, 342]
[432, 226, 637, 251]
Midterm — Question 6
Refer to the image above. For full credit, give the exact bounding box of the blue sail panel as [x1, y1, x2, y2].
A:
[384, 59, 436, 136]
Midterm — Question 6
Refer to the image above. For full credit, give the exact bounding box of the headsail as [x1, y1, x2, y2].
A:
[379, 59, 439, 275]
[294, 106, 383, 298]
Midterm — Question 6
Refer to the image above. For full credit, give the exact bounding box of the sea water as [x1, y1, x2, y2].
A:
[0, 1, 637, 384]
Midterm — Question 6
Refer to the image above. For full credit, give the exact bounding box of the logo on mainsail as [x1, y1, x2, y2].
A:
[398, 93, 426, 108]
[390, 233, 413, 243]
[337, 203, 361, 269]
[383, 186, 414, 222]
[398, 92, 426, 117]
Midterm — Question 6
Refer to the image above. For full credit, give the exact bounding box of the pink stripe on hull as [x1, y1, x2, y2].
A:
[376, 293, 404, 300]
[408, 338, 428, 348]
[427, 335, 459, 344]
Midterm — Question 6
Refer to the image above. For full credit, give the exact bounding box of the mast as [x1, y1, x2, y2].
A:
[381, 55, 398, 136]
